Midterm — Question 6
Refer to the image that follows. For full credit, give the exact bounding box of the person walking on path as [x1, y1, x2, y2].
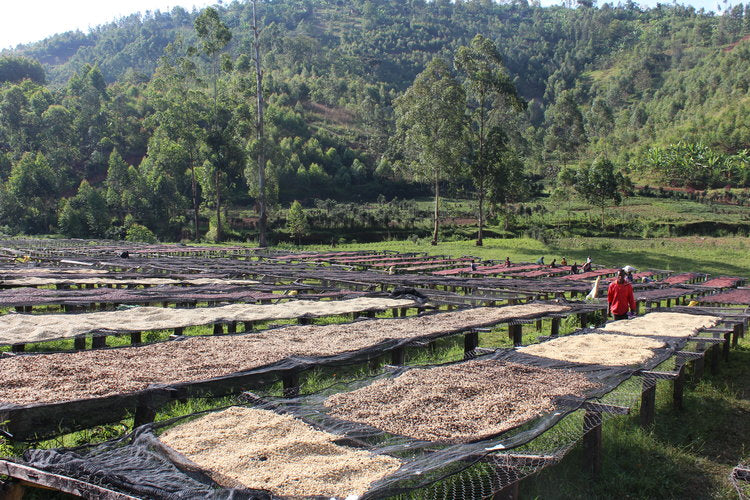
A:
[608, 269, 636, 320]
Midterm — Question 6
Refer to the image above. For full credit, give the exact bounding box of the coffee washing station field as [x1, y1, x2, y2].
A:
[0, 239, 748, 499]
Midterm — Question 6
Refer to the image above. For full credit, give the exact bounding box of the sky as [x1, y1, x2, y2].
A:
[0, 0, 737, 51]
[1, 0, 215, 50]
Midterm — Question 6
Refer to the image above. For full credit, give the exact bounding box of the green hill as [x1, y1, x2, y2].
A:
[1, 0, 749, 240]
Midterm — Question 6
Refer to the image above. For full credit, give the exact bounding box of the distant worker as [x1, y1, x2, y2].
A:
[561, 257, 567, 266]
[549, 259, 557, 268]
[608, 269, 637, 320]
[582, 257, 592, 273]
[570, 262, 579, 274]
[470, 261, 478, 272]
[504, 256, 511, 267]
[536, 256, 545, 265]
[622, 265, 637, 283]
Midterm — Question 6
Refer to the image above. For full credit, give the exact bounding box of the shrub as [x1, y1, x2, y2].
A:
[125, 223, 157, 243]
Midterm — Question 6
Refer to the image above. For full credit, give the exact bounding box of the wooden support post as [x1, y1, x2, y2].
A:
[578, 312, 588, 328]
[10, 343, 24, 353]
[536, 319, 543, 332]
[243, 321, 254, 332]
[508, 324, 523, 346]
[282, 371, 300, 398]
[74, 336, 86, 350]
[391, 346, 405, 365]
[400, 307, 408, 317]
[392, 308, 399, 318]
[635, 300, 642, 314]
[133, 395, 157, 428]
[732, 323, 741, 347]
[640, 377, 656, 428]
[551, 318, 560, 337]
[710, 344, 720, 374]
[227, 321, 237, 334]
[583, 409, 603, 477]
[173, 327, 183, 336]
[213, 323, 224, 335]
[464, 330, 479, 357]
[673, 364, 685, 411]
[298, 316, 311, 325]
[130, 332, 142, 345]
[723, 332, 731, 361]
[693, 349, 705, 380]
[92, 335, 106, 349]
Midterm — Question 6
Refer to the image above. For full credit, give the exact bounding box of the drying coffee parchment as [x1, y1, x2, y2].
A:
[159, 406, 402, 497]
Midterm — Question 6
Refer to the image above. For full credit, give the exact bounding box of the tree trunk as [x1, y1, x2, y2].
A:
[476, 191, 484, 246]
[253, 0, 267, 248]
[215, 169, 223, 242]
[432, 178, 440, 245]
[191, 166, 199, 240]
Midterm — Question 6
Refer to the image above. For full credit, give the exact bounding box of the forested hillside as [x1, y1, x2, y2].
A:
[2, 0, 750, 241]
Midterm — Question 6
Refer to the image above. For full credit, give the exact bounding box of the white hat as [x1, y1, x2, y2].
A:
[622, 265, 637, 273]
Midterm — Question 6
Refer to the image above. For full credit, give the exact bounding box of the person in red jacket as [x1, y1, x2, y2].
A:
[608, 269, 636, 320]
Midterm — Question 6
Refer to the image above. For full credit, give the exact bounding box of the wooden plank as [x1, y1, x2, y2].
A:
[637, 370, 680, 380]
[688, 337, 725, 344]
[676, 351, 704, 360]
[492, 454, 556, 467]
[0, 460, 141, 499]
[556, 397, 630, 415]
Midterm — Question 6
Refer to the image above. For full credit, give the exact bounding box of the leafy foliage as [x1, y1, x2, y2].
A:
[0, 0, 750, 238]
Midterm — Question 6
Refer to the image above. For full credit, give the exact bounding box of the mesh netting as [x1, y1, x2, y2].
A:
[0, 302, 581, 440]
[12, 338, 683, 499]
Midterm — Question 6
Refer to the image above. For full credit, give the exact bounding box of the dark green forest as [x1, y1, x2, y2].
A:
[2, 0, 750, 241]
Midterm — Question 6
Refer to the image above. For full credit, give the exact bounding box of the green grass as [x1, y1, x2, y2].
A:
[522, 336, 750, 499]
[306, 234, 750, 277]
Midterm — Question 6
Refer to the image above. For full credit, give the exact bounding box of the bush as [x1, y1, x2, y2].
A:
[125, 223, 157, 243]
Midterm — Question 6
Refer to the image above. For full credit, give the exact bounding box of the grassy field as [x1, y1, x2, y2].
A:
[307, 235, 750, 277]
[524, 335, 750, 499]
